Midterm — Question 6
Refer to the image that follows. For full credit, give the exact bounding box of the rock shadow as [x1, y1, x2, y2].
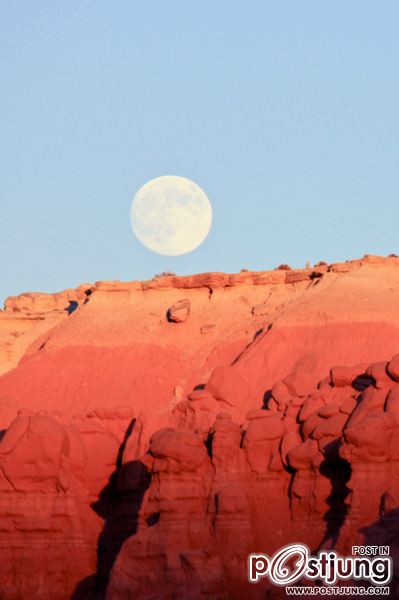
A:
[65, 300, 79, 315]
[262, 389, 273, 409]
[358, 508, 399, 596]
[317, 440, 351, 550]
[71, 419, 151, 600]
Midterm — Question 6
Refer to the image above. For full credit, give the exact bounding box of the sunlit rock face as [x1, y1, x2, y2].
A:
[1, 255, 399, 598]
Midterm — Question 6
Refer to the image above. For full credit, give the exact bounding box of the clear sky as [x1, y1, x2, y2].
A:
[1, 2, 398, 303]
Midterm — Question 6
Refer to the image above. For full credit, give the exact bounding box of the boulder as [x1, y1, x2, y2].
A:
[251, 303, 268, 316]
[167, 298, 191, 323]
[149, 428, 207, 468]
[206, 366, 249, 407]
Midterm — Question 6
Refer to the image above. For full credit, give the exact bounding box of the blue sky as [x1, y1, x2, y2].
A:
[1, 2, 398, 303]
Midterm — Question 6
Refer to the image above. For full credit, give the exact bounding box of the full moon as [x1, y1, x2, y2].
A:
[130, 175, 212, 256]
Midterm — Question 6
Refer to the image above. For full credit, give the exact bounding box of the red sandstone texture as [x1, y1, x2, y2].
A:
[1, 255, 399, 598]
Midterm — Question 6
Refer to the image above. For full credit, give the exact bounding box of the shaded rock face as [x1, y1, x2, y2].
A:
[2, 256, 399, 598]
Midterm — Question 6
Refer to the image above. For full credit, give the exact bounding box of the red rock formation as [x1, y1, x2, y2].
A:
[108, 353, 399, 599]
[1, 255, 399, 598]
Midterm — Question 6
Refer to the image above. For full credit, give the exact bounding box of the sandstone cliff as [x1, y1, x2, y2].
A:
[1, 256, 399, 598]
